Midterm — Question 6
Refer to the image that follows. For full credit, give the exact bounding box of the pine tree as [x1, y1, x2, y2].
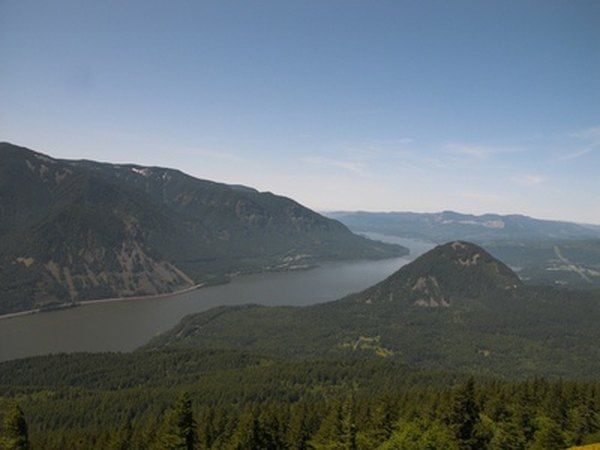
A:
[381, 419, 459, 450]
[309, 402, 343, 450]
[309, 395, 357, 450]
[511, 385, 536, 443]
[488, 418, 526, 450]
[340, 393, 357, 450]
[286, 404, 312, 450]
[0, 402, 30, 450]
[359, 396, 396, 448]
[529, 416, 565, 450]
[446, 377, 486, 450]
[108, 417, 133, 450]
[155, 392, 197, 450]
[259, 405, 286, 450]
[229, 408, 264, 450]
[545, 382, 568, 428]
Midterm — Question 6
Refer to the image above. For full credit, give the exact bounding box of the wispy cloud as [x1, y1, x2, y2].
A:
[444, 143, 521, 159]
[357, 139, 446, 168]
[301, 137, 418, 176]
[558, 124, 600, 160]
[511, 174, 547, 187]
[422, 156, 446, 169]
[303, 156, 366, 174]
[347, 139, 415, 158]
[558, 147, 593, 161]
[572, 124, 600, 141]
[393, 138, 414, 145]
[445, 144, 492, 159]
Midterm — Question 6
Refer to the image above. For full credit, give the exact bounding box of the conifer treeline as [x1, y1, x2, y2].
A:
[2, 377, 599, 449]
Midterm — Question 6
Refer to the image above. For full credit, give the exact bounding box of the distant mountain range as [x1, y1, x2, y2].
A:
[328, 210, 600, 287]
[327, 210, 600, 242]
[0, 142, 404, 315]
[147, 241, 600, 377]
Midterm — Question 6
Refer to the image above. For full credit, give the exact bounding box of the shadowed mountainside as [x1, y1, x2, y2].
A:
[0, 142, 405, 314]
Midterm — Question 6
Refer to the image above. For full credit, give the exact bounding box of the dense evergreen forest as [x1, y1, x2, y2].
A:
[2, 239, 599, 449]
[0, 349, 599, 449]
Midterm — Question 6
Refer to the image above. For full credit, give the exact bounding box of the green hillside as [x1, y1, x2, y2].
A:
[0, 142, 404, 315]
[146, 241, 600, 378]
[484, 239, 600, 287]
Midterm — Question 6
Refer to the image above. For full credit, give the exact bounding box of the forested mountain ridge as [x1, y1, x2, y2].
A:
[146, 241, 600, 378]
[329, 210, 600, 287]
[350, 240, 522, 307]
[328, 210, 600, 242]
[0, 142, 404, 314]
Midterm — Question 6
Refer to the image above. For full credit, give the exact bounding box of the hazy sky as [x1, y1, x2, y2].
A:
[1, 1, 599, 223]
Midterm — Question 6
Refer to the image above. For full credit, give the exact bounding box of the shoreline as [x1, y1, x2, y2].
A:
[0, 242, 414, 322]
[0, 283, 204, 321]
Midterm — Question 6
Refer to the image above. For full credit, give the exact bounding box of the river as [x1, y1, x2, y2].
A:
[0, 235, 433, 361]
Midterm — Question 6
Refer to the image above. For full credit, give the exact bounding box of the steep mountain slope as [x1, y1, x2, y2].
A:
[146, 241, 600, 377]
[71, 157, 401, 278]
[0, 142, 404, 314]
[0, 144, 191, 314]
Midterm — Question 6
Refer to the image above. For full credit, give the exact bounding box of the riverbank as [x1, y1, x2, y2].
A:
[0, 283, 204, 321]
[0, 239, 423, 361]
[0, 260, 355, 321]
[0, 308, 43, 320]
[0, 261, 342, 321]
[0, 239, 414, 323]
[80, 283, 204, 306]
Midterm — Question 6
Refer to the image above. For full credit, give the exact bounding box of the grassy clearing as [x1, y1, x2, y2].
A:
[570, 444, 600, 450]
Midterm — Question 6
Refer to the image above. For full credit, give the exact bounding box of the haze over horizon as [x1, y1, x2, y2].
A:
[1, 1, 599, 223]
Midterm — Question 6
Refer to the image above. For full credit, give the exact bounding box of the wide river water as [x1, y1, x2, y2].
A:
[0, 234, 433, 361]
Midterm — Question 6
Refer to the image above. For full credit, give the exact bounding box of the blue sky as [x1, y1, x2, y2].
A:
[1, 1, 599, 223]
